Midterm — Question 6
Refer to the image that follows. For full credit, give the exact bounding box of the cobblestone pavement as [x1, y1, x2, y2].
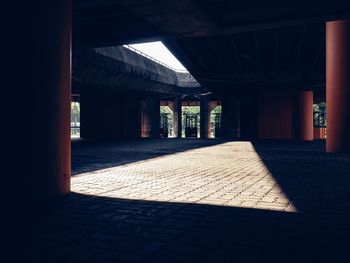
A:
[30, 139, 350, 262]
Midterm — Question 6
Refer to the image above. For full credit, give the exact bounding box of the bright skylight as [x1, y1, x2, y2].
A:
[125, 41, 188, 72]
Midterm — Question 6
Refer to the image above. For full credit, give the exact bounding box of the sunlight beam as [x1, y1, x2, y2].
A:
[72, 142, 297, 213]
[124, 41, 188, 72]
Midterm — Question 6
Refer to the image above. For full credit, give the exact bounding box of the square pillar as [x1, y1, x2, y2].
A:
[200, 97, 209, 139]
[174, 98, 182, 138]
[298, 91, 314, 141]
[141, 96, 160, 138]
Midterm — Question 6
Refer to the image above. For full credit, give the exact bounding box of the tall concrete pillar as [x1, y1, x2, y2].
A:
[200, 97, 209, 139]
[141, 97, 160, 138]
[326, 20, 350, 152]
[222, 97, 240, 138]
[298, 91, 314, 141]
[174, 98, 182, 138]
[30, 0, 71, 200]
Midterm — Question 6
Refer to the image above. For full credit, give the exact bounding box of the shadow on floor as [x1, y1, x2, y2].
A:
[252, 140, 350, 214]
[72, 138, 228, 175]
[30, 139, 350, 262]
[29, 192, 350, 263]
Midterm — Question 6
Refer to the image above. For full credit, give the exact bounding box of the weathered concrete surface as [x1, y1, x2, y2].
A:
[73, 46, 202, 95]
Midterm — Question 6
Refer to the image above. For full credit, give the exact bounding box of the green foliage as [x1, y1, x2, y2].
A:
[210, 105, 222, 123]
[71, 102, 80, 123]
[313, 102, 326, 127]
[182, 106, 200, 115]
[211, 105, 222, 114]
[160, 106, 172, 114]
[313, 102, 326, 112]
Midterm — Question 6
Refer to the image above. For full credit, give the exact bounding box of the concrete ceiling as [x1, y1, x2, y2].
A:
[165, 23, 326, 93]
[72, 47, 201, 96]
[73, 0, 350, 94]
[73, 0, 349, 47]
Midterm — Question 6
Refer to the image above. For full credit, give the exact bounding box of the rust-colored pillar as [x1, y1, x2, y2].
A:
[141, 96, 160, 138]
[31, 0, 71, 199]
[326, 20, 350, 152]
[298, 91, 314, 141]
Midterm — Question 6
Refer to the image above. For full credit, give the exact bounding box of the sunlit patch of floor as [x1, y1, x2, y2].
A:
[72, 142, 297, 212]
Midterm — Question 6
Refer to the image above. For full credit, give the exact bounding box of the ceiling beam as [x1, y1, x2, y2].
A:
[295, 25, 308, 70]
[202, 14, 349, 38]
[163, 41, 202, 83]
[117, 0, 349, 38]
[254, 31, 261, 73]
[200, 70, 312, 84]
[206, 38, 227, 75]
[73, 0, 349, 48]
[228, 35, 242, 72]
[181, 39, 210, 74]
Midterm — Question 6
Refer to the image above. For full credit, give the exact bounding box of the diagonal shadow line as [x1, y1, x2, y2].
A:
[33, 139, 350, 262]
[72, 138, 350, 216]
[72, 138, 230, 175]
[252, 139, 350, 214]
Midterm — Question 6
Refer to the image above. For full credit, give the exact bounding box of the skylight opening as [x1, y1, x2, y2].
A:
[124, 41, 188, 72]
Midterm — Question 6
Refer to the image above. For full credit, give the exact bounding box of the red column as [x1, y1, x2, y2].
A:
[31, 0, 71, 199]
[326, 20, 350, 153]
[298, 91, 314, 141]
[141, 97, 160, 138]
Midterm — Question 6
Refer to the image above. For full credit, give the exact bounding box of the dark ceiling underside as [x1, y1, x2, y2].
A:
[73, 0, 350, 94]
[165, 23, 326, 92]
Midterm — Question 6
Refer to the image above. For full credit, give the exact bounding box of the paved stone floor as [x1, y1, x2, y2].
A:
[30, 139, 350, 262]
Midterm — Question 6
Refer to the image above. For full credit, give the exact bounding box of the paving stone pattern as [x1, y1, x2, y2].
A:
[31, 139, 350, 262]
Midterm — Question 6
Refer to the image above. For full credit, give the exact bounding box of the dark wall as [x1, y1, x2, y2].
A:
[257, 90, 295, 139]
[80, 92, 141, 139]
[240, 95, 258, 140]
[221, 97, 240, 138]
